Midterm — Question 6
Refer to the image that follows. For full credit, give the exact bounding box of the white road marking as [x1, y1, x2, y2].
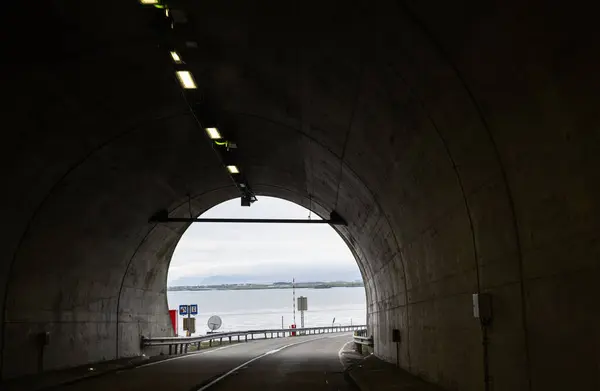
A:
[196, 336, 332, 391]
[135, 343, 238, 369]
[338, 341, 354, 367]
[205, 344, 239, 354]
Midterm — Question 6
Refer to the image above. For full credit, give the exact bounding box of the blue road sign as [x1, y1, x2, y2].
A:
[190, 304, 198, 315]
[179, 305, 188, 315]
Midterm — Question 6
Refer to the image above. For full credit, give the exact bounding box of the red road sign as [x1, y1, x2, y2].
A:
[169, 309, 177, 336]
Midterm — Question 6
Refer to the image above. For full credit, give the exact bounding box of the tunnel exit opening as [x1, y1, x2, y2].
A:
[165, 196, 366, 338]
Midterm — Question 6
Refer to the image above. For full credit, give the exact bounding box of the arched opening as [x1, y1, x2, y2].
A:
[1, 1, 597, 390]
[166, 196, 365, 335]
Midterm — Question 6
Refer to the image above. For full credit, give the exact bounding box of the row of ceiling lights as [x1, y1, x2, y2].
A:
[139, 0, 256, 206]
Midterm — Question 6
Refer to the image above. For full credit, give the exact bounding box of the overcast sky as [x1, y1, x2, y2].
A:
[167, 197, 361, 285]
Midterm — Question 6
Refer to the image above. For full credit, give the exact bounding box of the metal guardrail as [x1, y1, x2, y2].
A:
[142, 325, 366, 355]
[353, 335, 374, 345]
[353, 329, 373, 354]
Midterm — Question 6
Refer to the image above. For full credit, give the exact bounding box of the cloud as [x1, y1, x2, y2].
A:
[167, 197, 359, 283]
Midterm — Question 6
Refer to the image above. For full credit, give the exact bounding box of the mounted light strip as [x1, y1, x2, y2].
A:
[175, 71, 197, 89]
[227, 165, 239, 174]
[170, 51, 182, 64]
[139, 0, 159, 4]
[205, 127, 222, 139]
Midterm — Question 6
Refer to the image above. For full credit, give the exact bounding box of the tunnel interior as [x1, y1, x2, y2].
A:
[1, 1, 599, 390]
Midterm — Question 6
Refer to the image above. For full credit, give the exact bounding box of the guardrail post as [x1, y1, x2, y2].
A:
[219, 337, 223, 345]
[264, 332, 267, 339]
[245, 335, 248, 342]
[184, 344, 188, 353]
[251, 333, 254, 340]
[209, 339, 212, 347]
[229, 336, 232, 343]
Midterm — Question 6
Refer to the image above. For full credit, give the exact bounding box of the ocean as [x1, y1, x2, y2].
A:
[167, 287, 366, 336]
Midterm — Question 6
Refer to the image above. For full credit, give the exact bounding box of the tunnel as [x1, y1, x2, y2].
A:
[1, 1, 598, 390]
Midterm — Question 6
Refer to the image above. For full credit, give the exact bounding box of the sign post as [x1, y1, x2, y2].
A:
[179, 304, 198, 336]
[298, 296, 308, 334]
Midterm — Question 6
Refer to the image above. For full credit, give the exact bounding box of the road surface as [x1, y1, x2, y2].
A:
[60, 334, 356, 391]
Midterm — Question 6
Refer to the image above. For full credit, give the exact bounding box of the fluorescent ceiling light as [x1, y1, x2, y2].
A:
[227, 165, 240, 174]
[205, 127, 221, 139]
[170, 51, 182, 63]
[175, 71, 196, 89]
[139, 0, 159, 4]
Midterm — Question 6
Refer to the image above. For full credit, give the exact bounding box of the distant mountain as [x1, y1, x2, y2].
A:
[170, 275, 255, 286]
[169, 269, 362, 287]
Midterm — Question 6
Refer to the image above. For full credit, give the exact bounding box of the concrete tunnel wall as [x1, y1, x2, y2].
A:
[0, 1, 598, 390]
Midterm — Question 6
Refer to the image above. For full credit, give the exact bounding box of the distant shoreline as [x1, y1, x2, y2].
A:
[167, 281, 364, 292]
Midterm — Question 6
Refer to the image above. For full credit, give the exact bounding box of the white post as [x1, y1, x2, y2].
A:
[292, 278, 296, 327]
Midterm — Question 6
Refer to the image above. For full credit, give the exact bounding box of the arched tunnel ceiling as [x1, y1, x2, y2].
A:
[1, 1, 599, 390]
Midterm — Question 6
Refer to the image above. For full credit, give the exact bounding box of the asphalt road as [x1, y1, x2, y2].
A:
[60, 333, 356, 391]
